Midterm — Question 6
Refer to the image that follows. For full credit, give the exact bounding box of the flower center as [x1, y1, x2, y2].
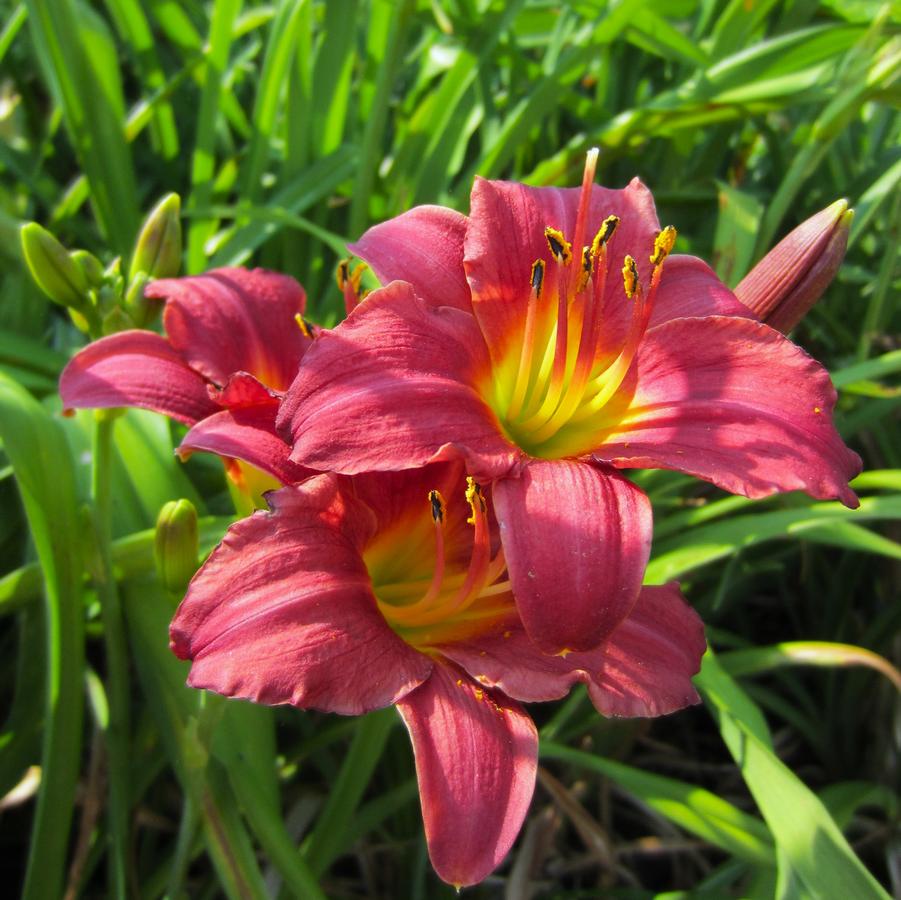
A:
[496, 149, 676, 460]
[368, 478, 514, 651]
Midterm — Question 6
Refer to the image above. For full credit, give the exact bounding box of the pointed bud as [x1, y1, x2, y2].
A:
[154, 499, 199, 594]
[70, 249, 105, 288]
[735, 200, 852, 334]
[20, 222, 89, 310]
[129, 193, 182, 282]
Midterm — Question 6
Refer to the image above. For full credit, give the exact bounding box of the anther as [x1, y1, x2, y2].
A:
[294, 313, 314, 339]
[650, 226, 677, 267]
[428, 489, 446, 525]
[544, 227, 572, 265]
[576, 246, 592, 293]
[530, 259, 545, 296]
[335, 258, 351, 291]
[465, 477, 486, 524]
[591, 215, 620, 257]
[622, 255, 640, 298]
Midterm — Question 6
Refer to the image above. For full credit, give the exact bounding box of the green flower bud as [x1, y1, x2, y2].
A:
[20, 222, 89, 310]
[129, 193, 182, 282]
[70, 249, 105, 289]
[154, 499, 199, 594]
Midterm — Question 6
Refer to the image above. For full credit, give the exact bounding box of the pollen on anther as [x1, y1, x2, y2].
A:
[530, 258, 546, 297]
[335, 258, 351, 290]
[577, 246, 592, 292]
[650, 225, 677, 267]
[622, 255, 639, 298]
[544, 227, 573, 265]
[591, 215, 620, 256]
[428, 489, 446, 524]
[465, 476, 486, 524]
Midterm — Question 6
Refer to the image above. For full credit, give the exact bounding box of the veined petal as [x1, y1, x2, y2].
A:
[592, 316, 861, 507]
[396, 661, 537, 887]
[650, 255, 756, 326]
[492, 459, 652, 654]
[178, 405, 315, 486]
[439, 584, 705, 717]
[171, 476, 432, 714]
[149, 267, 309, 391]
[59, 330, 217, 425]
[208, 371, 281, 407]
[349, 206, 471, 311]
[464, 176, 660, 365]
[278, 280, 520, 479]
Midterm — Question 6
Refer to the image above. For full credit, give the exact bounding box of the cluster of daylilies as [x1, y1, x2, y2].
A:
[49, 153, 859, 886]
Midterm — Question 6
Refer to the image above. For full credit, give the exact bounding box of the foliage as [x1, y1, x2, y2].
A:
[0, 0, 898, 896]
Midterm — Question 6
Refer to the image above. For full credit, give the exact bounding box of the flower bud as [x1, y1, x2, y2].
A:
[154, 499, 199, 595]
[129, 193, 182, 282]
[734, 200, 852, 334]
[20, 222, 89, 310]
[69, 249, 105, 289]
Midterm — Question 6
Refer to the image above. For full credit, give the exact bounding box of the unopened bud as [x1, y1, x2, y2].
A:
[70, 250, 105, 288]
[129, 193, 182, 282]
[154, 499, 199, 594]
[735, 200, 852, 334]
[20, 222, 89, 310]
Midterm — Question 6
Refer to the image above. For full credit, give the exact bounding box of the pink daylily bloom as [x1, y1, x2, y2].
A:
[170, 462, 705, 885]
[278, 154, 861, 654]
[59, 267, 314, 488]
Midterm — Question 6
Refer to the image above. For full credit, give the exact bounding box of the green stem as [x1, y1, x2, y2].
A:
[91, 414, 131, 898]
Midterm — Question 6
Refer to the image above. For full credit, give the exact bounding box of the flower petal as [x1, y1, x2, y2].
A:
[170, 475, 432, 714]
[59, 330, 217, 425]
[396, 661, 537, 887]
[278, 280, 520, 479]
[464, 176, 660, 365]
[348, 205, 471, 311]
[593, 316, 861, 507]
[178, 405, 314, 485]
[650, 255, 756, 326]
[439, 583, 705, 717]
[492, 459, 652, 654]
[148, 267, 309, 391]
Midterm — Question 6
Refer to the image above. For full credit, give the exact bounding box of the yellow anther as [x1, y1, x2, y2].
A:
[294, 313, 313, 339]
[335, 258, 351, 291]
[591, 215, 620, 257]
[622, 255, 639, 298]
[650, 225, 677, 267]
[530, 258, 545, 297]
[576, 245, 592, 293]
[544, 227, 572, 265]
[465, 476, 486, 524]
[350, 261, 368, 290]
[428, 489, 447, 525]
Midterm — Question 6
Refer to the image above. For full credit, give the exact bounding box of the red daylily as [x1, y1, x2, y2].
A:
[278, 153, 862, 655]
[59, 267, 314, 494]
[170, 461, 705, 886]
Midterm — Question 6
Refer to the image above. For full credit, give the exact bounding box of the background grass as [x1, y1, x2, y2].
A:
[0, 0, 899, 897]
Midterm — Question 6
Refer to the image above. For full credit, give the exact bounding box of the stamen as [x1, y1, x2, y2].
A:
[576, 246, 592, 294]
[650, 226, 677, 267]
[336, 259, 368, 315]
[622, 255, 639, 298]
[506, 259, 545, 421]
[429, 489, 446, 524]
[591, 215, 620, 257]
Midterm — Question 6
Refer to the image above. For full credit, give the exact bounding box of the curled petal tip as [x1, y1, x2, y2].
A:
[735, 200, 852, 333]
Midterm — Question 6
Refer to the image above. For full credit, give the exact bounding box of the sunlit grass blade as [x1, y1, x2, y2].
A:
[0, 374, 84, 900]
[698, 651, 891, 899]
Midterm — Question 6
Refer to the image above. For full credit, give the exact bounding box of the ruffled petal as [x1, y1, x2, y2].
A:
[650, 255, 756, 326]
[492, 459, 652, 654]
[592, 316, 861, 507]
[278, 280, 520, 479]
[438, 584, 705, 718]
[170, 475, 432, 714]
[178, 405, 315, 485]
[149, 267, 309, 391]
[464, 176, 660, 366]
[208, 371, 280, 407]
[348, 205, 471, 311]
[396, 661, 537, 887]
[59, 330, 217, 425]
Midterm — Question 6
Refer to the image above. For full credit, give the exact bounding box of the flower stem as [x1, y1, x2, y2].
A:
[91, 413, 131, 897]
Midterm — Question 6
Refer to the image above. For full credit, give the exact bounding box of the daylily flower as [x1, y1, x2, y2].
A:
[170, 461, 706, 886]
[278, 152, 862, 655]
[735, 199, 853, 333]
[59, 267, 315, 498]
